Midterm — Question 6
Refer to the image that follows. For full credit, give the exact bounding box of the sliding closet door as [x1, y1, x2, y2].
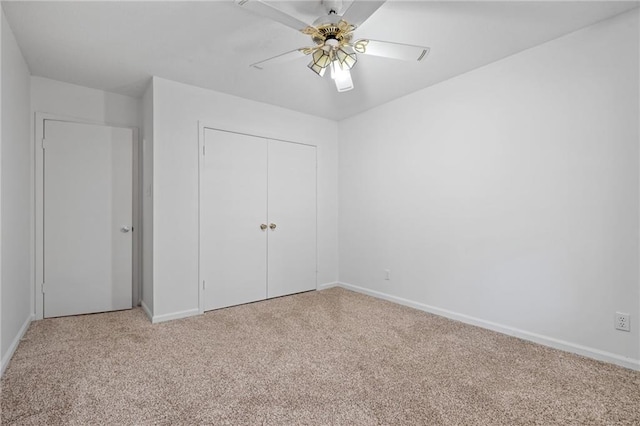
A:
[267, 141, 317, 298]
[202, 129, 267, 310]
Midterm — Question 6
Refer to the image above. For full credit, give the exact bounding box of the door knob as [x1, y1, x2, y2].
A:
[269, 223, 277, 230]
[260, 224, 267, 230]
[121, 226, 131, 233]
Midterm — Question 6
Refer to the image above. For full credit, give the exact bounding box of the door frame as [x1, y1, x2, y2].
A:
[34, 112, 141, 320]
[197, 122, 318, 315]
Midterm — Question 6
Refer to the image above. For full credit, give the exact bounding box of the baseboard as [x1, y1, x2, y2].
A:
[151, 308, 200, 324]
[140, 300, 153, 322]
[1, 314, 34, 377]
[317, 281, 339, 290]
[336, 282, 640, 371]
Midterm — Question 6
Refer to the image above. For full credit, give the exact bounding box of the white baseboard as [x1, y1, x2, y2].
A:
[140, 300, 153, 322]
[1, 314, 34, 377]
[151, 308, 200, 324]
[335, 281, 640, 371]
[317, 281, 339, 290]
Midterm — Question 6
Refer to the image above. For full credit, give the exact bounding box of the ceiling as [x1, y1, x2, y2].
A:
[3, 1, 638, 120]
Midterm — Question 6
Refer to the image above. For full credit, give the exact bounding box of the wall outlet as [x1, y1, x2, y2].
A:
[384, 269, 391, 280]
[615, 312, 630, 332]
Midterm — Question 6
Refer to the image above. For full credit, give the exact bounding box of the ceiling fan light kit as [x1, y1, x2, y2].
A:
[237, 0, 430, 93]
[331, 61, 354, 92]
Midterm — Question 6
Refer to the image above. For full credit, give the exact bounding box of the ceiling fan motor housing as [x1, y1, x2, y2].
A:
[310, 22, 353, 46]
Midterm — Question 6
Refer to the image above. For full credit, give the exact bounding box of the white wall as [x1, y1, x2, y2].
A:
[1, 10, 32, 373]
[0, 5, 3, 375]
[151, 77, 339, 319]
[339, 10, 640, 368]
[31, 77, 140, 128]
[141, 80, 153, 317]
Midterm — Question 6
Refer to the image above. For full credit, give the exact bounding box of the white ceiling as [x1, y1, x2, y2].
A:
[3, 1, 638, 120]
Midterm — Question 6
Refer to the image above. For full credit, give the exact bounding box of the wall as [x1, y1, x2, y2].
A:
[141, 80, 153, 317]
[1, 10, 32, 373]
[152, 77, 339, 319]
[0, 5, 3, 375]
[31, 77, 140, 128]
[338, 10, 640, 368]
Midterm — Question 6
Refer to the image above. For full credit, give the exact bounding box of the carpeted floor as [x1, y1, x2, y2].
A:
[1, 288, 639, 425]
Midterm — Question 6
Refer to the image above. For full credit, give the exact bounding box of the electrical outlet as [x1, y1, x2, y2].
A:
[384, 269, 391, 280]
[615, 312, 630, 332]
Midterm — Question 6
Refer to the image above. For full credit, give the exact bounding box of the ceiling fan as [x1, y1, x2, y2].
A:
[235, 0, 430, 92]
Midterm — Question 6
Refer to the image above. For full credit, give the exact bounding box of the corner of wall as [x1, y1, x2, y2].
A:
[1, 7, 33, 374]
[637, 5, 640, 365]
[0, 5, 4, 372]
[141, 77, 154, 320]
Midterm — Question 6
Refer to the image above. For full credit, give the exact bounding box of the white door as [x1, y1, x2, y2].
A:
[43, 120, 133, 318]
[202, 129, 268, 310]
[267, 141, 317, 298]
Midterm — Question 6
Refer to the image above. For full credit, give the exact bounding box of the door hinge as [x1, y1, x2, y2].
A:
[202, 145, 206, 156]
[202, 280, 206, 290]
[42, 138, 47, 149]
[41, 282, 45, 293]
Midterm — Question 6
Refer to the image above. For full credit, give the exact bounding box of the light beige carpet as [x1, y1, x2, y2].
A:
[1, 287, 639, 425]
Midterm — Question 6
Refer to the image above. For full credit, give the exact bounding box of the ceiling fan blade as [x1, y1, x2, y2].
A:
[251, 49, 309, 70]
[354, 39, 430, 62]
[341, 0, 386, 27]
[235, 0, 311, 32]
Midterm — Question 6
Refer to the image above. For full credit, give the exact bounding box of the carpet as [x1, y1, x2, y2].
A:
[2, 287, 639, 425]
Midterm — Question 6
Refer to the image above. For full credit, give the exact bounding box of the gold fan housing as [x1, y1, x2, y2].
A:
[305, 21, 354, 46]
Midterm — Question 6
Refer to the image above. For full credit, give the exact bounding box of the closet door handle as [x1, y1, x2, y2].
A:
[260, 224, 267, 230]
[269, 223, 277, 230]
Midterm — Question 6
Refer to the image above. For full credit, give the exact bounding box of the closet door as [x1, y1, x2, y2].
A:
[202, 129, 267, 310]
[267, 141, 317, 298]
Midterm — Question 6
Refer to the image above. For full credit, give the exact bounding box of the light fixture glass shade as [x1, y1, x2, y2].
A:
[331, 61, 354, 92]
[308, 48, 332, 76]
[334, 45, 357, 70]
[308, 61, 327, 76]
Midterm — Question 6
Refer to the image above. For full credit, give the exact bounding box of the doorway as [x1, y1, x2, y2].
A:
[35, 116, 140, 318]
